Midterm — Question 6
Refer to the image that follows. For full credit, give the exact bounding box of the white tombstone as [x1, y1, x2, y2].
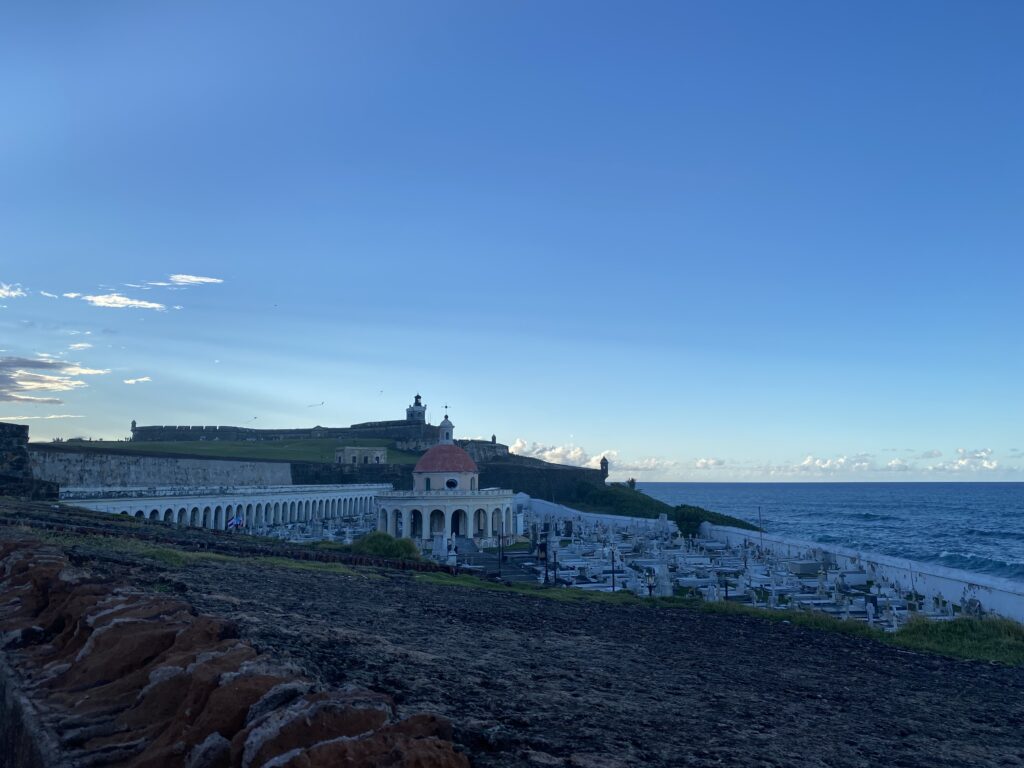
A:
[431, 533, 447, 560]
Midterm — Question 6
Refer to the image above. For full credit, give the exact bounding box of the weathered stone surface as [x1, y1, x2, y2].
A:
[0, 533, 467, 768]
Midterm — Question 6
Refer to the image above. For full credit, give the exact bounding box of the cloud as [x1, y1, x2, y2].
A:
[68, 342, 93, 351]
[510, 438, 602, 468]
[62, 292, 81, 299]
[0, 414, 84, 420]
[0, 356, 106, 404]
[927, 448, 998, 473]
[168, 274, 223, 285]
[81, 293, 166, 311]
[885, 458, 911, 472]
[61, 365, 110, 376]
[0, 283, 27, 299]
[39, 291, 58, 299]
[915, 449, 942, 459]
[509, 439, 677, 475]
[695, 457, 725, 470]
[123, 376, 151, 384]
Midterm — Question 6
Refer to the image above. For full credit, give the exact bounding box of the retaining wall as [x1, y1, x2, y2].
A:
[29, 448, 292, 488]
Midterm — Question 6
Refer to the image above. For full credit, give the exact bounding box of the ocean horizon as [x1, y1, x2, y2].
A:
[640, 481, 1024, 583]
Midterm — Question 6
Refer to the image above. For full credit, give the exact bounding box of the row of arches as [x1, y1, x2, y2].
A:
[116, 494, 375, 531]
[379, 506, 513, 540]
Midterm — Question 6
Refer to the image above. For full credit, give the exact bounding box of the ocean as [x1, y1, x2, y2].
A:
[640, 482, 1024, 583]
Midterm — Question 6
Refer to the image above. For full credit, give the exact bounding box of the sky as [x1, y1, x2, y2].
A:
[1, 2, 1022, 482]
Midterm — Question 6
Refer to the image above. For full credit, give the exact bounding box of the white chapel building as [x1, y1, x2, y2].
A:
[376, 414, 516, 546]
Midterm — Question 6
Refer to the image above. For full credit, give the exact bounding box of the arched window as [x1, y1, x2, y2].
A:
[425, 478, 431, 491]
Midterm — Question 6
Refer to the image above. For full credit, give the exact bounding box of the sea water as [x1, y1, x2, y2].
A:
[640, 482, 1024, 583]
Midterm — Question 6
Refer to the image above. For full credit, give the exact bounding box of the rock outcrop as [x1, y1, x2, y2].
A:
[0, 536, 467, 767]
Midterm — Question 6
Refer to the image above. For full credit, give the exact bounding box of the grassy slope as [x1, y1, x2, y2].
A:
[40, 438, 421, 464]
[416, 571, 1024, 667]
[572, 482, 758, 535]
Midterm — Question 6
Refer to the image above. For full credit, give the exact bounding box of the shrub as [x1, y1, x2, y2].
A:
[350, 531, 420, 560]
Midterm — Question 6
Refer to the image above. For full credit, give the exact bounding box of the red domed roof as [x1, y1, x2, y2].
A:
[414, 444, 478, 473]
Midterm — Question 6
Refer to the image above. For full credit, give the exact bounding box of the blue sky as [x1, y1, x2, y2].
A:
[2, 2, 1022, 481]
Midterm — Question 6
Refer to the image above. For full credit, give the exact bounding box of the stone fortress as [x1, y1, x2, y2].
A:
[130, 394, 444, 446]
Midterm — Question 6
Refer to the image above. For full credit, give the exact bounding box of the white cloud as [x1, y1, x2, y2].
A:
[81, 293, 166, 311]
[0, 283, 27, 299]
[61, 365, 110, 376]
[885, 458, 911, 472]
[0, 414, 84, 420]
[927, 448, 998, 473]
[13, 371, 87, 393]
[39, 291, 58, 299]
[168, 274, 223, 285]
[510, 438, 601, 468]
[916, 449, 942, 459]
[123, 376, 152, 384]
[62, 292, 81, 299]
[68, 342, 93, 351]
[509, 438, 677, 475]
[695, 457, 725, 470]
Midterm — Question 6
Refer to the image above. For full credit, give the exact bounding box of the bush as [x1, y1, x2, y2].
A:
[350, 531, 420, 560]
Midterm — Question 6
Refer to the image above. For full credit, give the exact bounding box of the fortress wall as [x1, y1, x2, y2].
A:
[479, 461, 604, 502]
[28, 449, 292, 489]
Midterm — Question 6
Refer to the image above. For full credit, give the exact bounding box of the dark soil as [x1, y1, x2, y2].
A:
[6, 502, 1024, 767]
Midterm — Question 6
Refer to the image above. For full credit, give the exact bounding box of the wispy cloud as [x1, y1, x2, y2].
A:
[61, 365, 110, 376]
[68, 342, 93, 351]
[0, 356, 109, 404]
[915, 449, 942, 459]
[0, 414, 84, 421]
[168, 274, 223, 285]
[62, 292, 81, 299]
[81, 293, 166, 311]
[123, 376, 151, 384]
[0, 283, 27, 299]
[39, 291, 58, 299]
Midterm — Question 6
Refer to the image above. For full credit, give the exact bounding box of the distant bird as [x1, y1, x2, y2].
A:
[307, 401, 325, 408]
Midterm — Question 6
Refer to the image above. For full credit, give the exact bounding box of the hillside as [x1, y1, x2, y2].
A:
[3, 501, 1022, 768]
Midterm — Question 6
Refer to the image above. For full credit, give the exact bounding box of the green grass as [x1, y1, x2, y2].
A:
[415, 571, 1024, 666]
[40, 438, 421, 465]
[30, 529, 361, 576]
[569, 482, 758, 535]
[482, 541, 532, 554]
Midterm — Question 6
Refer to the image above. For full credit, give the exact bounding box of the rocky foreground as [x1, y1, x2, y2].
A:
[2, 504, 1024, 767]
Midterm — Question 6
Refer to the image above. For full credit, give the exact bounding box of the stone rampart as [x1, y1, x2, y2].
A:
[479, 457, 604, 502]
[29, 447, 292, 488]
[0, 423, 30, 480]
[131, 421, 440, 443]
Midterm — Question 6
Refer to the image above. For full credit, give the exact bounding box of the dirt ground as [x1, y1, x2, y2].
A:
[4, 501, 1024, 768]
[153, 559, 1024, 767]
